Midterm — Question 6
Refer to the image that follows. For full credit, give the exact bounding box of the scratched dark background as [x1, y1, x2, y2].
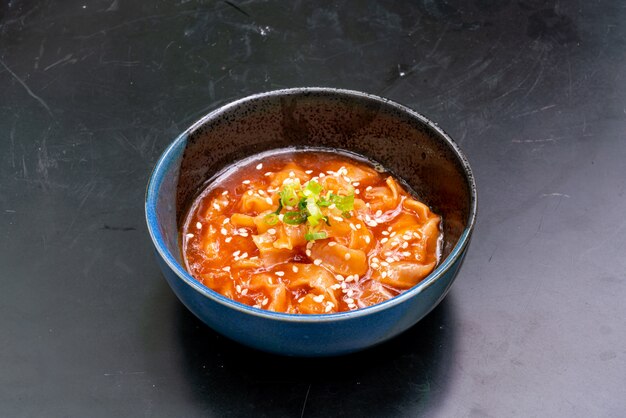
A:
[1, 0, 625, 417]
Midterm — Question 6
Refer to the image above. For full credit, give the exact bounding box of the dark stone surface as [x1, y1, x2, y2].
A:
[1, 0, 624, 416]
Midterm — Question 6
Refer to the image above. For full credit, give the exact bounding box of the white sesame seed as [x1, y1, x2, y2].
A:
[236, 285, 241, 293]
[333, 216, 343, 222]
[364, 236, 371, 244]
[348, 303, 357, 309]
[267, 228, 277, 235]
[402, 241, 409, 249]
[275, 271, 285, 277]
[344, 253, 351, 260]
[233, 250, 241, 257]
[319, 173, 325, 178]
[352, 182, 360, 187]
[239, 232, 248, 237]
[341, 282, 347, 289]
[325, 304, 333, 313]
[343, 176, 351, 182]
[241, 289, 248, 296]
[305, 170, 313, 174]
[328, 241, 337, 247]
[366, 186, 372, 192]
[240, 252, 248, 259]
[242, 180, 251, 185]
[264, 171, 272, 176]
[196, 222, 202, 229]
[306, 249, 312, 257]
[371, 263, 379, 269]
[386, 257, 394, 263]
[355, 189, 360, 195]
[347, 289, 354, 297]
[402, 251, 411, 257]
[220, 228, 228, 235]
[289, 171, 295, 177]
[222, 266, 231, 272]
[256, 163, 263, 170]
[298, 297, 305, 303]
[381, 238, 389, 243]
[313, 259, 322, 266]
[222, 190, 229, 196]
[222, 218, 230, 224]
[265, 197, 273, 205]
[292, 265, 299, 273]
[366, 221, 378, 227]
[390, 232, 397, 237]
[381, 261, 389, 267]
[225, 237, 232, 243]
[372, 257, 380, 263]
[247, 190, 253, 195]
[313, 294, 324, 303]
[375, 210, 382, 217]
[262, 298, 268, 306]
[349, 223, 357, 231]
[345, 297, 354, 304]
[331, 284, 341, 290]
[381, 271, 387, 278]
[387, 226, 393, 231]
[382, 231, 389, 236]
[213, 203, 221, 210]
[268, 277, 273, 285]
[278, 214, 284, 221]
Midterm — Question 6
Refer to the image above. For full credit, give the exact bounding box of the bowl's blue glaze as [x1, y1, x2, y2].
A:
[145, 88, 476, 356]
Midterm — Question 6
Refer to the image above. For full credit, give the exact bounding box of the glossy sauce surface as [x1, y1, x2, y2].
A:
[182, 150, 442, 314]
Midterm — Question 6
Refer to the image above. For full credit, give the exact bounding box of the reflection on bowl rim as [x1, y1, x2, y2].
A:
[145, 87, 477, 323]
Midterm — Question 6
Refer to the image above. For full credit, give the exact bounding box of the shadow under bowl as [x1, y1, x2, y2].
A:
[145, 87, 476, 356]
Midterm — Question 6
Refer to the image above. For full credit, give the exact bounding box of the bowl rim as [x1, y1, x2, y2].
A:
[145, 87, 477, 323]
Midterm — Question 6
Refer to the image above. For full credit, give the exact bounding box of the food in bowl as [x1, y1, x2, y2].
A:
[182, 148, 442, 314]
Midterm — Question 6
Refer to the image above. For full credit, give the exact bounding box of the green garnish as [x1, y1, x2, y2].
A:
[269, 180, 354, 232]
[283, 211, 307, 225]
[280, 183, 300, 207]
[329, 193, 354, 212]
[273, 199, 283, 215]
[264, 213, 279, 225]
[304, 180, 323, 196]
[305, 231, 328, 241]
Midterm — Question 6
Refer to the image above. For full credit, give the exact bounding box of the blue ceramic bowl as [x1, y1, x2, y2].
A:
[145, 88, 476, 356]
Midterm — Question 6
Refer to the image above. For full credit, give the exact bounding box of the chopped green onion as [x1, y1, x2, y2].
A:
[305, 231, 328, 241]
[342, 211, 352, 219]
[280, 184, 300, 207]
[317, 197, 331, 207]
[272, 199, 283, 215]
[305, 180, 322, 196]
[283, 211, 307, 225]
[306, 197, 324, 226]
[298, 197, 308, 211]
[330, 193, 354, 212]
[264, 213, 279, 225]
